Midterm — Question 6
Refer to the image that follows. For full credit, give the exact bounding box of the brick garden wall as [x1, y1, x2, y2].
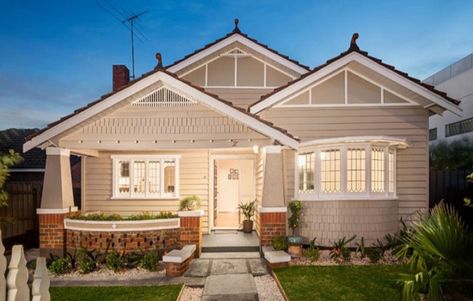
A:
[66, 229, 181, 254]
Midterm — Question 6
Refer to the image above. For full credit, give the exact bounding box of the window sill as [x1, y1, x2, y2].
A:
[294, 195, 398, 202]
[111, 196, 180, 200]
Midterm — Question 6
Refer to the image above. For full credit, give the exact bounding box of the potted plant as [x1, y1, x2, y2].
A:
[237, 200, 255, 233]
[287, 200, 303, 257]
[179, 195, 201, 211]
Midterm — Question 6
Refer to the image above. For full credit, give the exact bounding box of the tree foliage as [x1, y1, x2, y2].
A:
[430, 138, 473, 170]
[0, 149, 22, 208]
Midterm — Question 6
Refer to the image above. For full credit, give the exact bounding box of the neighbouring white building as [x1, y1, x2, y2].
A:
[426, 53, 473, 143]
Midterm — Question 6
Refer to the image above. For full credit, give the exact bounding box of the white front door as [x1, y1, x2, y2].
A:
[215, 159, 255, 228]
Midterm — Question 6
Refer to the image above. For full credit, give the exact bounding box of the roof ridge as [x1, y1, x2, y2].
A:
[165, 27, 310, 71]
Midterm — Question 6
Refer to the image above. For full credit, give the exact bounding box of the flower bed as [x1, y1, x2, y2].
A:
[64, 212, 182, 254]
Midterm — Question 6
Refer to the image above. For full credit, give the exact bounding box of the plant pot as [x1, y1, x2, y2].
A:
[242, 220, 253, 233]
[288, 245, 302, 257]
[287, 236, 303, 245]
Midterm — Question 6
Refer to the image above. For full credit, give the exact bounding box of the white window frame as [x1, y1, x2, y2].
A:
[294, 143, 397, 201]
[111, 155, 181, 199]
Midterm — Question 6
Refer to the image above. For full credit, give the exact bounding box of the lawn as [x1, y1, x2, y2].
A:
[50, 284, 183, 301]
[274, 265, 409, 301]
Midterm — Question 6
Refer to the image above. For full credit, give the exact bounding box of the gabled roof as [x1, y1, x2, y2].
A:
[23, 67, 299, 152]
[166, 19, 310, 74]
[249, 34, 461, 114]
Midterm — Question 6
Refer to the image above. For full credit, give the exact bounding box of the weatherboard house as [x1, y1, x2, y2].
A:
[24, 21, 460, 256]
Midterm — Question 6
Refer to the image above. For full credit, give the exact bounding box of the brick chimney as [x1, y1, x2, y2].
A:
[112, 65, 130, 92]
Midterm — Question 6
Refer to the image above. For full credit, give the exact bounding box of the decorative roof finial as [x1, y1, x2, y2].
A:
[155, 52, 163, 69]
[350, 33, 360, 51]
[233, 18, 240, 33]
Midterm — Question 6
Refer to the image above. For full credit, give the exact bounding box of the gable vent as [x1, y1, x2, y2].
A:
[132, 86, 196, 107]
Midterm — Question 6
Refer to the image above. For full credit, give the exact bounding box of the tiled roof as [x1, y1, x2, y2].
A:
[165, 22, 310, 71]
[249, 37, 460, 111]
[0, 128, 45, 169]
[26, 67, 299, 144]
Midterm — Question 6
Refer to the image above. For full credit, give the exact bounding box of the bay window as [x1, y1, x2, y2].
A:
[112, 155, 180, 199]
[295, 137, 404, 200]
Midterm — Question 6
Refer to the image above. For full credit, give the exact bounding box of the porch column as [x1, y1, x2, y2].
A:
[259, 145, 287, 246]
[37, 147, 77, 257]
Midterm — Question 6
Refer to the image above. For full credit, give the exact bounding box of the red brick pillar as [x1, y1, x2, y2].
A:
[259, 208, 287, 246]
[37, 210, 76, 257]
[178, 210, 203, 257]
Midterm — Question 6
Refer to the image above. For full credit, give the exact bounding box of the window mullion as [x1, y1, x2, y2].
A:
[366, 146, 371, 197]
[130, 160, 134, 198]
[315, 149, 320, 198]
[384, 147, 389, 197]
[145, 160, 149, 198]
[159, 159, 163, 198]
[340, 146, 347, 194]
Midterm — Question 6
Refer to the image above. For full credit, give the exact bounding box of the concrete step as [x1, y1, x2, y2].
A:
[202, 245, 260, 253]
[200, 252, 261, 259]
[203, 273, 258, 301]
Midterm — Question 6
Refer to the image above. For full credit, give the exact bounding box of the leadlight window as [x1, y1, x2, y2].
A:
[295, 142, 397, 200]
[347, 149, 366, 193]
[298, 152, 315, 192]
[320, 149, 340, 193]
[112, 156, 180, 199]
[445, 118, 473, 137]
[371, 148, 385, 193]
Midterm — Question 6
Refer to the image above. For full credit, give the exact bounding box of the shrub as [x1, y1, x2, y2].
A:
[330, 235, 356, 261]
[69, 211, 177, 221]
[366, 247, 383, 263]
[396, 202, 473, 301]
[304, 237, 320, 262]
[48, 257, 73, 275]
[77, 256, 96, 274]
[355, 237, 366, 259]
[77, 249, 98, 274]
[272, 235, 288, 251]
[140, 251, 159, 271]
[179, 195, 201, 211]
[125, 252, 143, 269]
[105, 252, 126, 272]
[288, 201, 302, 236]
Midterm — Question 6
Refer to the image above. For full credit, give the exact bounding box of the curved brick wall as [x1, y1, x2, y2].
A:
[66, 229, 180, 254]
[299, 199, 399, 246]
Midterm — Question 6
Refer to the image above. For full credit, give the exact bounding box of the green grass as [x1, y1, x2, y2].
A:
[275, 265, 409, 301]
[50, 285, 182, 301]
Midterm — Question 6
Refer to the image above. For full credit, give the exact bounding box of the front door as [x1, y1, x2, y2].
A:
[214, 159, 255, 229]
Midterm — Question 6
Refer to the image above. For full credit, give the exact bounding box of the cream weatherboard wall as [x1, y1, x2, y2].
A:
[262, 106, 429, 245]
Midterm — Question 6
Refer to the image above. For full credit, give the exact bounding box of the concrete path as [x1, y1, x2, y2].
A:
[185, 257, 268, 300]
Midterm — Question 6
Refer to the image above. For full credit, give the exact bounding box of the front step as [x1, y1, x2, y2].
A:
[202, 246, 260, 253]
[201, 252, 260, 259]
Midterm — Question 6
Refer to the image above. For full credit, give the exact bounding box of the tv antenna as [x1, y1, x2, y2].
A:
[122, 10, 149, 80]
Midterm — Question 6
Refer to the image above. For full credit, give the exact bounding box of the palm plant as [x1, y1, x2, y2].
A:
[396, 202, 473, 301]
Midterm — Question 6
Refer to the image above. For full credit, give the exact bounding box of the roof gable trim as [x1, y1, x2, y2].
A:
[167, 33, 308, 75]
[23, 72, 299, 152]
[249, 52, 462, 115]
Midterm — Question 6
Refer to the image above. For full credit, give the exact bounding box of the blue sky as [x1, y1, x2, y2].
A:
[0, 0, 472, 130]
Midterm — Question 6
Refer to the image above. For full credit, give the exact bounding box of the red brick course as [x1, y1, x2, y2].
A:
[164, 253, 194, 277]
[38, 213, 70, 254]
[179, 216, 202, 256]
[259, 212, 287, 246]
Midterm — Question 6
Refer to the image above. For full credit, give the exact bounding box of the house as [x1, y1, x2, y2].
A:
[425, 53, 473, 143]
[23, 20, 460, 251]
